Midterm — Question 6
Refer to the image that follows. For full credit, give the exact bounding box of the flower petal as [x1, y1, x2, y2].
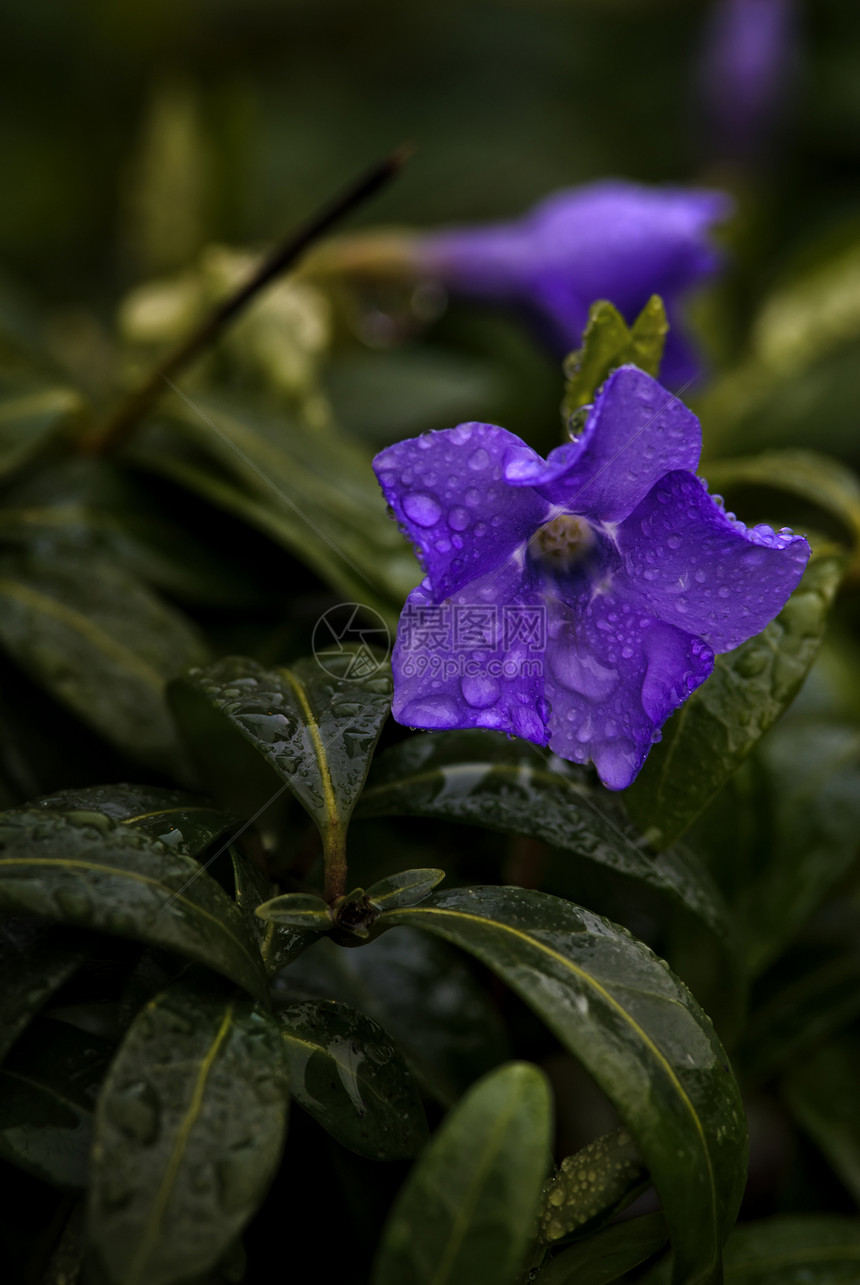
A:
[391, 560, 551, 745]
[543, 588, 714, 790]
[617, 469, 811, 653]
[374, 424, 550, 602]
[504, 367, 702, 523]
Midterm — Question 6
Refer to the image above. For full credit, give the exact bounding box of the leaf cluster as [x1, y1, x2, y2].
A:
[1, 224, 860, 1285]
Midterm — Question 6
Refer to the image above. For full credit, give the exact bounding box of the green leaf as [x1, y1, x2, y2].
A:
[723, 1216, 860, 1283]
[88, 979, 289, 1285]
[705, 450, 860, 574]
[0, 1017, 113, 1188]
[365, 867, 446, 910]
[229, 848, 317, 974]
[371, 1062, 552, 1285]
[740, 718, 860, 974]
[324, 347, 503, 447]
[562, 296, 667, 419]
[0, 457, 269, 609]
[625, 551, 844, 851]
[382, 886, 747, 1285]
[0, 809, 267, 1002]
[131, 394, 420, 618]
[277, 929, 510, 1106]
[256, 892, 332, 931]
[533, 1213, 668, 1285]
[538, 1128, 648, 1246]
[0, 918, 85, 1062]
[171, 652, 392, 864]
[28, 784, 234, 857]
[782, 1033, 860, 1206]
[279, 998, 427, 1160]
[738, 927, 860, 1086]
[0, 384, 85, 477]
[0, 546, 208, 770]
[359, 731, 736, 959]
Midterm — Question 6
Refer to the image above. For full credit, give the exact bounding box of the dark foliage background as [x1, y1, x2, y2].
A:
[2, 2, 860, 1283]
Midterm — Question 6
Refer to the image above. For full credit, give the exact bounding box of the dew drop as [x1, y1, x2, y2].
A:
[108, 1079, 160, 1145]
[468, 447, 490, 471]
[448, 507, 470, 532]
[460, 673, 500, 709]
[403, 493, 441, 527]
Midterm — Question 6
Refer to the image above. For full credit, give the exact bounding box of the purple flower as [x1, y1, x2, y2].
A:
[373, 366, 810, 790]
[698, 0, 797, 164]
[418, 182, 734, 387]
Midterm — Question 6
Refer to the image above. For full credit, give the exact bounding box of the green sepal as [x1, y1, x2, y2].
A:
[561, 295, 668, 421]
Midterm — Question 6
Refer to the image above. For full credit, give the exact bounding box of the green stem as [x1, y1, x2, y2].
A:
[323, 825, 348, 904]
[86, 143, 412, 456]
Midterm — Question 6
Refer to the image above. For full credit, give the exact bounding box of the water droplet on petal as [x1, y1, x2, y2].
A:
[403, 493, 441, 527]
[460, 673, 500, 709]
[448, 507, 470, 531]
[468, 447, 490, 471]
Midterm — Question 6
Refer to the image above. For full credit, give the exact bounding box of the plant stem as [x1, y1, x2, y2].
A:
[323, 826, 348, 903]
[86, 143, 412, 456]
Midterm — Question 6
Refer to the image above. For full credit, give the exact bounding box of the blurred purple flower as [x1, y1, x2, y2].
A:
[698, 0, 797, 163]
[417, 181, 734, 387]
[373, 366, 810, 790]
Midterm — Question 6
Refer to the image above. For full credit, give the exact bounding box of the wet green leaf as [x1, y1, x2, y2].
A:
[783, 1033, 860, 1206]
[538, 1128, 648, 1246]
[256, 892, 332, 931]
[229, 848, 317, 975]
[277, 928, 510, 1106]
[0, 918, 85, 1062]
[533, 1213, 668, 1285]
[723, 1216, 860, 1283]
[562, 296, 667, 419]
[28, 784, 234, 857]
[382, 886, 747, 1285]
[359, 731, 736, 958]
[0, 810, 267, 1002]
[279, 998, 427, 1160]
[365, 867, 445, 910]
[0, 1017, 112, 1188]
[0, 546, 208, 770]
[88, 979, 289, 1285]
[172, 651, 392, 858]
[372, 1062, 552, 1285]
[625, 551, 844, 851]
